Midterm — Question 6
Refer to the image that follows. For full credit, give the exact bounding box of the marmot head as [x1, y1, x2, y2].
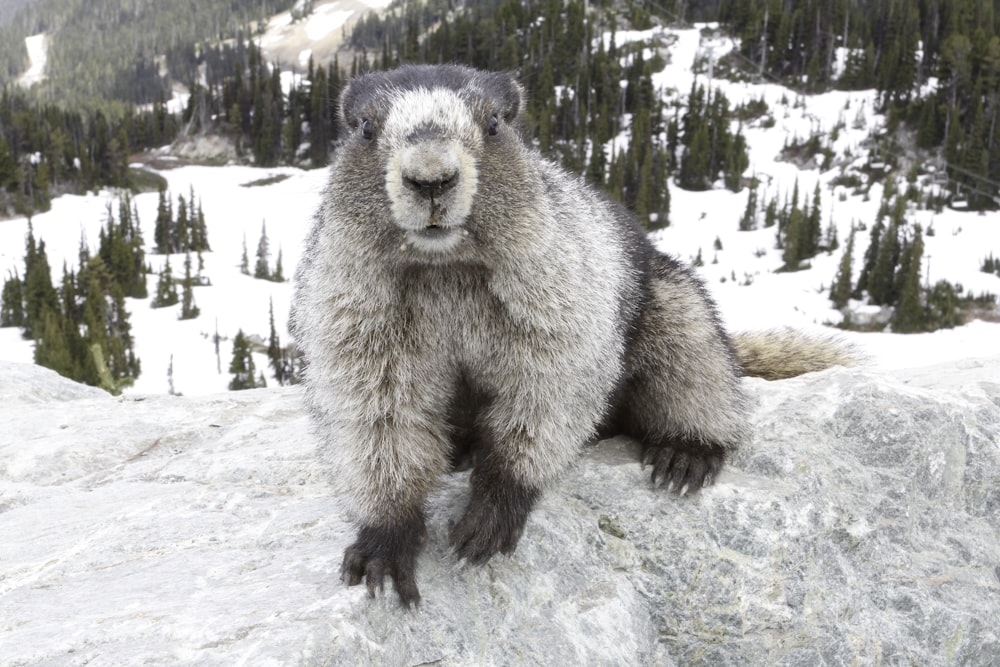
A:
[336, 65, 525, 256]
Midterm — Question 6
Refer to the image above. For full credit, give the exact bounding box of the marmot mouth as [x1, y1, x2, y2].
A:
[404, 223, 470, 253]
[416, 225, 453, 239]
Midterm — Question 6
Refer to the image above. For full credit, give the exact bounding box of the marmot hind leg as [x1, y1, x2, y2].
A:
[616, 254, 749, 493]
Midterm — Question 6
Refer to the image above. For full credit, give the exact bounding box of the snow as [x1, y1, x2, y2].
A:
[304, 7, 356, 41]
[17, 33, 47, 87]
[1, 25, 999, 398]
[259, 0, 391, 55]
[0, 166, 327, 396]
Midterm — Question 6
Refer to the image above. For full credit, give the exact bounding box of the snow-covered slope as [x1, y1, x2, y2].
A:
[17, 33, 46, 87]
[1, 164, 327, 395]
[259, 0, 394, 72]
[1, 24, 998, 395]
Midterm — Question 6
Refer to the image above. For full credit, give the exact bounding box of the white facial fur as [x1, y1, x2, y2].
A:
[382, 88, 481, 253]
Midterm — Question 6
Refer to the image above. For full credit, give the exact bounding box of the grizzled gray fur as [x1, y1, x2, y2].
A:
[292, 64, 850, 607]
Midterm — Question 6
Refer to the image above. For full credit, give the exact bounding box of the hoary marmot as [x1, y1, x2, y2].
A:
[291, 64, 855, 606]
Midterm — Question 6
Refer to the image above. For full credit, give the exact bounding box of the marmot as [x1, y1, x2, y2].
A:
[292, 64, 855, 606]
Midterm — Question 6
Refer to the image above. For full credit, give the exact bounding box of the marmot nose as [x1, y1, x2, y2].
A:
[402, 172, 458, 199]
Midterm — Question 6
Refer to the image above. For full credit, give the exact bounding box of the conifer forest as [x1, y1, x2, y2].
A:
[1, 0, 998, 391]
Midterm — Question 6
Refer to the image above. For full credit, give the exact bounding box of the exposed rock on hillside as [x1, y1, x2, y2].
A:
[2, 358, 998, 665]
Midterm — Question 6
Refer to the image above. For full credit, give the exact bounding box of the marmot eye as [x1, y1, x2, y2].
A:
[361, 119, 374, 141]
[488, 114, 499, 136]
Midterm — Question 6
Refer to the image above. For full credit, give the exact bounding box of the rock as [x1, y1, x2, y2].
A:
[169, 134, 240, 164]
[1, 359, 998, 665]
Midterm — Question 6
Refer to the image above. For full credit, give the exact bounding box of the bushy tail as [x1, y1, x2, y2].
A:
[732, 328, 862, 381]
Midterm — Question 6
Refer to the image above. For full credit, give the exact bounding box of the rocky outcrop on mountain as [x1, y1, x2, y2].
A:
[2, 358, 998, 665]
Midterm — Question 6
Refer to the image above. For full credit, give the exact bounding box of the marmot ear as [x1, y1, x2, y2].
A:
[489, 72, 525, 124]
[339, 73, 384, 130]
[338, 80, 361, 129]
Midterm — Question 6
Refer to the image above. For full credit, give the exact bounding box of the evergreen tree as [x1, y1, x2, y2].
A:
[98, 197, 146, 299]
[174, 193, 190, 252]
[229, 328, 260, 390]
[33, 306, 76, 381]
[23, 227, 60, 341]
[240, 233, 250, 275]
[678, 121, 711, 190]
[308, 64, 331, 166]
[266, 297, 287, 386]
[830, 227, 856, 309]
[801, 183, 823, 259]
[724, 125, 749, 192]
[151, 257, 179, 308]
[855, 217, 884, 297]
[190, 192, 210, 252]
[1, 271, 25, 328]
[154, 187, 172, 253]
[272, 247, 284, 282]
[925, 280, 962, 330]
[893, 225, 925, 333]
[739, 186, 759, 231]
[78, 256, 139, 393]
[781, 203, 804, 271]
[254, 221, 271, 280]
[763, 195, 778, 228]
[869, 203, 903, 305]
[179, 252, 200, 320]
[58, 265, 82, 344]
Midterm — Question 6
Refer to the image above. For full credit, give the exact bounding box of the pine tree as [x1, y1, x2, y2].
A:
[678, 121, 711, 190]
[154, 187, 172, 253]
[926, 280, 961, 330]
[33, 306, 75, 380]
[634, 148, 654, 228]
[830, 227, 855, 309]
[58, 265, 83, 365]
[240, 234, 250, 275]
[724, 125, 749, 192]
[272, 247, 284, 282]
[893, 225, 925, 333]
[254, 221, 271, 280]
[179, 252, 199, 320]
[152, 257, 179, 308]
[174, 193, 190, 252]
[1, 271, 25, 328]
[266, 298, 286, 386]
[229, 329, 259, 390]
[23, 227, 60, 341]
[105, 282, 140, 389]
[195, 249, 208, 286]
[98, 197, 146, 299]
[763, 195, 778, 228]
[781, 204, 803, 270]
[309, 64, 331, 166]
[190, 194, 210, 252]
[78, 256, 139, 393]
[855, 217, 884, 297]
[739, 186, 759, 231]
[869, 216, 901, 306]
[801, 182, 823, 259]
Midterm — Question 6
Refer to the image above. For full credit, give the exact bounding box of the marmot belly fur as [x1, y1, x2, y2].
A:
[291, 64, 856, 606]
